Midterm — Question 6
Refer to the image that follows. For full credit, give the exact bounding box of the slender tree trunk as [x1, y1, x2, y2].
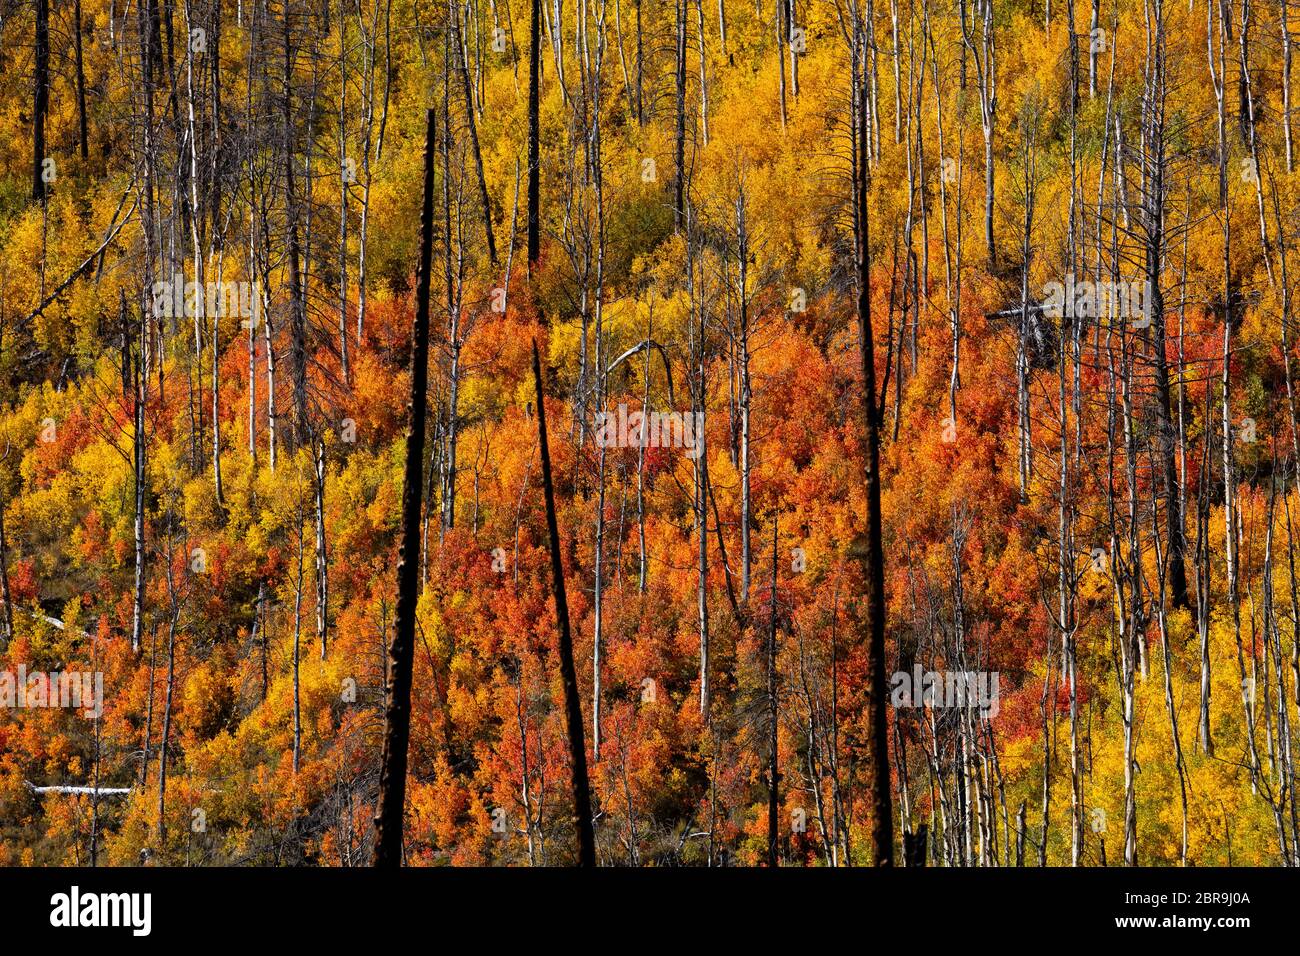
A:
[130, 287, 149, 654]
[852, 51, 894, 867]
[34, 0, 50, 201]
[453, 0, 498, 263]
[315, 438, 329, 658]
[736, 189, 752, 599]
[156, 532, 180, 850]
[372, 109, 437, 868]
[338, 4, 352, 383]
[89, 626, 101, 865]
[532, 341, 597, 866]
[1285, 0, 1295, 173]
[283, 14, 310, 449]
[527, 0, 541, 268]
[293, 496, 305, 773]
[1142, 4, 1188, 609]
[0, 469, 12, 648]
[674, 0, 688, 229]
[75, 0, 90, 159]
[766, 515, 780, 866]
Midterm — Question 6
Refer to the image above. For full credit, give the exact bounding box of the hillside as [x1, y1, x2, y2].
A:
[0, 0, 1297, 866]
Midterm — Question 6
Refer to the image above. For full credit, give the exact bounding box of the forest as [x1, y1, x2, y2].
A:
[0, 0, 1298, 868]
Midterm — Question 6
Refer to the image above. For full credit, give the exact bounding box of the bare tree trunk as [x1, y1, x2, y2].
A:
[254, 581, 267, 701]
[89, 626, 102, 865]
[528, 0, 541, 268]
[372, 109, 437, 868]
[132, 298, 148, 654]
[75, 0, 90, 159]
[531, 341, 597, 866]
[775, 0, 787, 127]
[1141, 3, 1188, 609]
[690, 246, 710, 716]
[356, 0, 380, 340]
[314, 439, 329, 658]
[1196, 387, 1214, 754]
[338, 2, 352, 383]
[636, 0, 644, 123]
[156, 530, 180, 851]
[263, 278, 278, 472]
[637, 311, 651, 591]
[766, 515, 780, 866]
[453, 0, 498, 264]
[293, 495, 305, 772]
[674, 0, 687, 229]
[1285, 0, 1295, 172]
[34, 0, 50, 201]
[1016, 114, 1035, 504]
[591, 41, 608, 758]
[0, 455, 12, 648]
[283, 13, 310, 449]
[735, 187, 752, 599]
[696, 0, 709, 143]
[852, 48, 894, 867]
[961, 0, 996, 265]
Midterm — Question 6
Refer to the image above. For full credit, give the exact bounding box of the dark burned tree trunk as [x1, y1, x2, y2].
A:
[283, 11, 311, 449]
[636, 0, 645, 125]
[451, 0, 497, 265]
[1141, 8, 1189, 610]
[0, 441, 12, 647]
[372, 109, 437, 868]
[851, 47, 894, 867]
[674, 0, 687, 231]
[903, 822, 928, 866]
[74, 0, 89, 159]
[527, 0, 541, 268]
[766, 515, 780, 867]
[532, 340, 597, 867]
[34, 0, 50, 200]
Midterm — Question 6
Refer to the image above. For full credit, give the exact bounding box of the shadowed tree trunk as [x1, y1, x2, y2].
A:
[34, 0, 50, 201]
[0, 455, 12, 648]
[852, 45, 894, 867]
[766, 514, 780, 866]
[532, 339, 597, 867]
[74, 0, 89, 159]
[527, 0, 541, 268]
[452, 0, 497, 264]
[1140, 3, 1189, 610]
[283, 11, 310, 449]
[372, 108, 437, 868]
[674, 0, 687, 229]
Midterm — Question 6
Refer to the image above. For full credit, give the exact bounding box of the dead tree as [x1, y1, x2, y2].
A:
[766, 515, 780, 866]
[74, 0, 89, 159]
[372, 109, 437, 868]
[528, 0, 541, 268]
[532, 340, 597, 866]
[452, 0, 498, 264]
[1139, 2, 1189, 610]
[34, 0, 50, 201]
[961, 0, 997, 265]
[674, 0, 687, 229]
[851, 40, 894, 867]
